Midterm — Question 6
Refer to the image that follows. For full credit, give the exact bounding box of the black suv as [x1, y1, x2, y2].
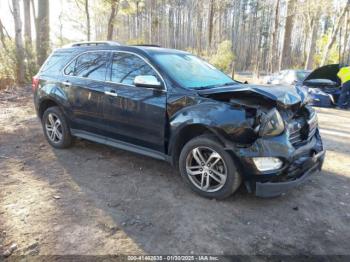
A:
[33, 41, 325, 199]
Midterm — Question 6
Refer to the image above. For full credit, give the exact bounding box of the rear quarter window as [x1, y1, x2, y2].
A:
[40, 51, 75, 76]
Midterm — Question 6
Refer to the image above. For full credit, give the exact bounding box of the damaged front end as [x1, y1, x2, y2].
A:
[198, 84, 325, 197]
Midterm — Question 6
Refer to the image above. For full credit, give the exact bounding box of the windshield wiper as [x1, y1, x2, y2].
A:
[193, 82, 237, 90]
[218, 82, 237, 87]
[192, 85, 217, 90]
[209, 82, 238, 88]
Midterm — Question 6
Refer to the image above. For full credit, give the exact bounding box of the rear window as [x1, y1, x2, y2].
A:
[40, 51, 74, 75]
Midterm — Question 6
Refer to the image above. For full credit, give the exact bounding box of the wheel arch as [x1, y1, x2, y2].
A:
[38, 98, 60, 119]
[169, 124, 225, 167]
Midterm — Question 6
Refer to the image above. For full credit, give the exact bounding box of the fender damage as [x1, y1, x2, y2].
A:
[168, 84, 325, 197]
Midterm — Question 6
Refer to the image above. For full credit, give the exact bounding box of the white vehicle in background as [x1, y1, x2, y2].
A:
[264, 70, 311, 86]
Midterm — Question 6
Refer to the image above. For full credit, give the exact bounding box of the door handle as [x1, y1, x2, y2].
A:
[105, 90, 118, 97]
[62, 81, 71, 87]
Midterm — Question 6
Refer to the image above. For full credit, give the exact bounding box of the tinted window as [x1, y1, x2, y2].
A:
[111, 53, 159, 85]
[64, 52, 110, 81]
[41, 52, 73, 75]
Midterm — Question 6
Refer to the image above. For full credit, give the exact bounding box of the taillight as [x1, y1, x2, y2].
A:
[32, 76, 39, 92]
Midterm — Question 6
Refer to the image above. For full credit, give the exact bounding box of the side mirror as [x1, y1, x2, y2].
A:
[134, 75, 162, 89]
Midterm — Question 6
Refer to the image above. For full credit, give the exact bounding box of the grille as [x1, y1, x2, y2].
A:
[288, 111, 317, 147]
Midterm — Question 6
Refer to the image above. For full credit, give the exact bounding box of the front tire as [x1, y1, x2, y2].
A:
[42, 106, 72, 149]
[179, 135, 242, 199]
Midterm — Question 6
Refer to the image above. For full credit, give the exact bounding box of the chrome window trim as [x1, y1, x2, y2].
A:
[62, 49, 167, 91]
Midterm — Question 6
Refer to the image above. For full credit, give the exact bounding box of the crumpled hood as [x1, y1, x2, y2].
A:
[197, 84, 306, 106]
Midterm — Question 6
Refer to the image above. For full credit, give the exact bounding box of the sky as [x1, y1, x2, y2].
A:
[0, 0, 84, 42]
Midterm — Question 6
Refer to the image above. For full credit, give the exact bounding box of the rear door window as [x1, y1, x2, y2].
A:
[64, 52, 110, 81]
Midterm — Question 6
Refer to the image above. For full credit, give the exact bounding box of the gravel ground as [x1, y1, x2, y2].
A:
[0, 87, 350, 257]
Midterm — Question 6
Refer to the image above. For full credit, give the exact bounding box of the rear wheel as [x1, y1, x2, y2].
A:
[179, 135, 241, 199]
[42, 106, 72, 149]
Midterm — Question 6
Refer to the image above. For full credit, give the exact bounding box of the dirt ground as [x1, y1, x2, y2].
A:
[0, 86, 350, 257]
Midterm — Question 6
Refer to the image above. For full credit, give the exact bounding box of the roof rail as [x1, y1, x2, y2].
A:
[132, 44, 161, 47]
[64, 41, 121, 48]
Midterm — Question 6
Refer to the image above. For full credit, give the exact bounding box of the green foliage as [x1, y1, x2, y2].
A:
[314, 34, 339, 67]
[120, 0, 146, 15]
[24, 44, 38, 81]
[209, 40, 234, 73]
[0, 40, 16, 82]
[0, 40, 38, 87]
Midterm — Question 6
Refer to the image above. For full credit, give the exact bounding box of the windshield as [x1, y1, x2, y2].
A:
[152, 53, 236, 89]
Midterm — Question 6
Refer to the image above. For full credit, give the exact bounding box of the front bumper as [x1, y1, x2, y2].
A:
[255, 150, 325, 197]
[223, 127, 325, 197]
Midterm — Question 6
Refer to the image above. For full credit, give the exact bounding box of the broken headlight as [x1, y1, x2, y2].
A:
[258, 108, 285, 137]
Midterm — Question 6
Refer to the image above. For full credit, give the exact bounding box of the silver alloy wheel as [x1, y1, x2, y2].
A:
[45, 113, 63, 143]
[185, 146, 227, 192]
